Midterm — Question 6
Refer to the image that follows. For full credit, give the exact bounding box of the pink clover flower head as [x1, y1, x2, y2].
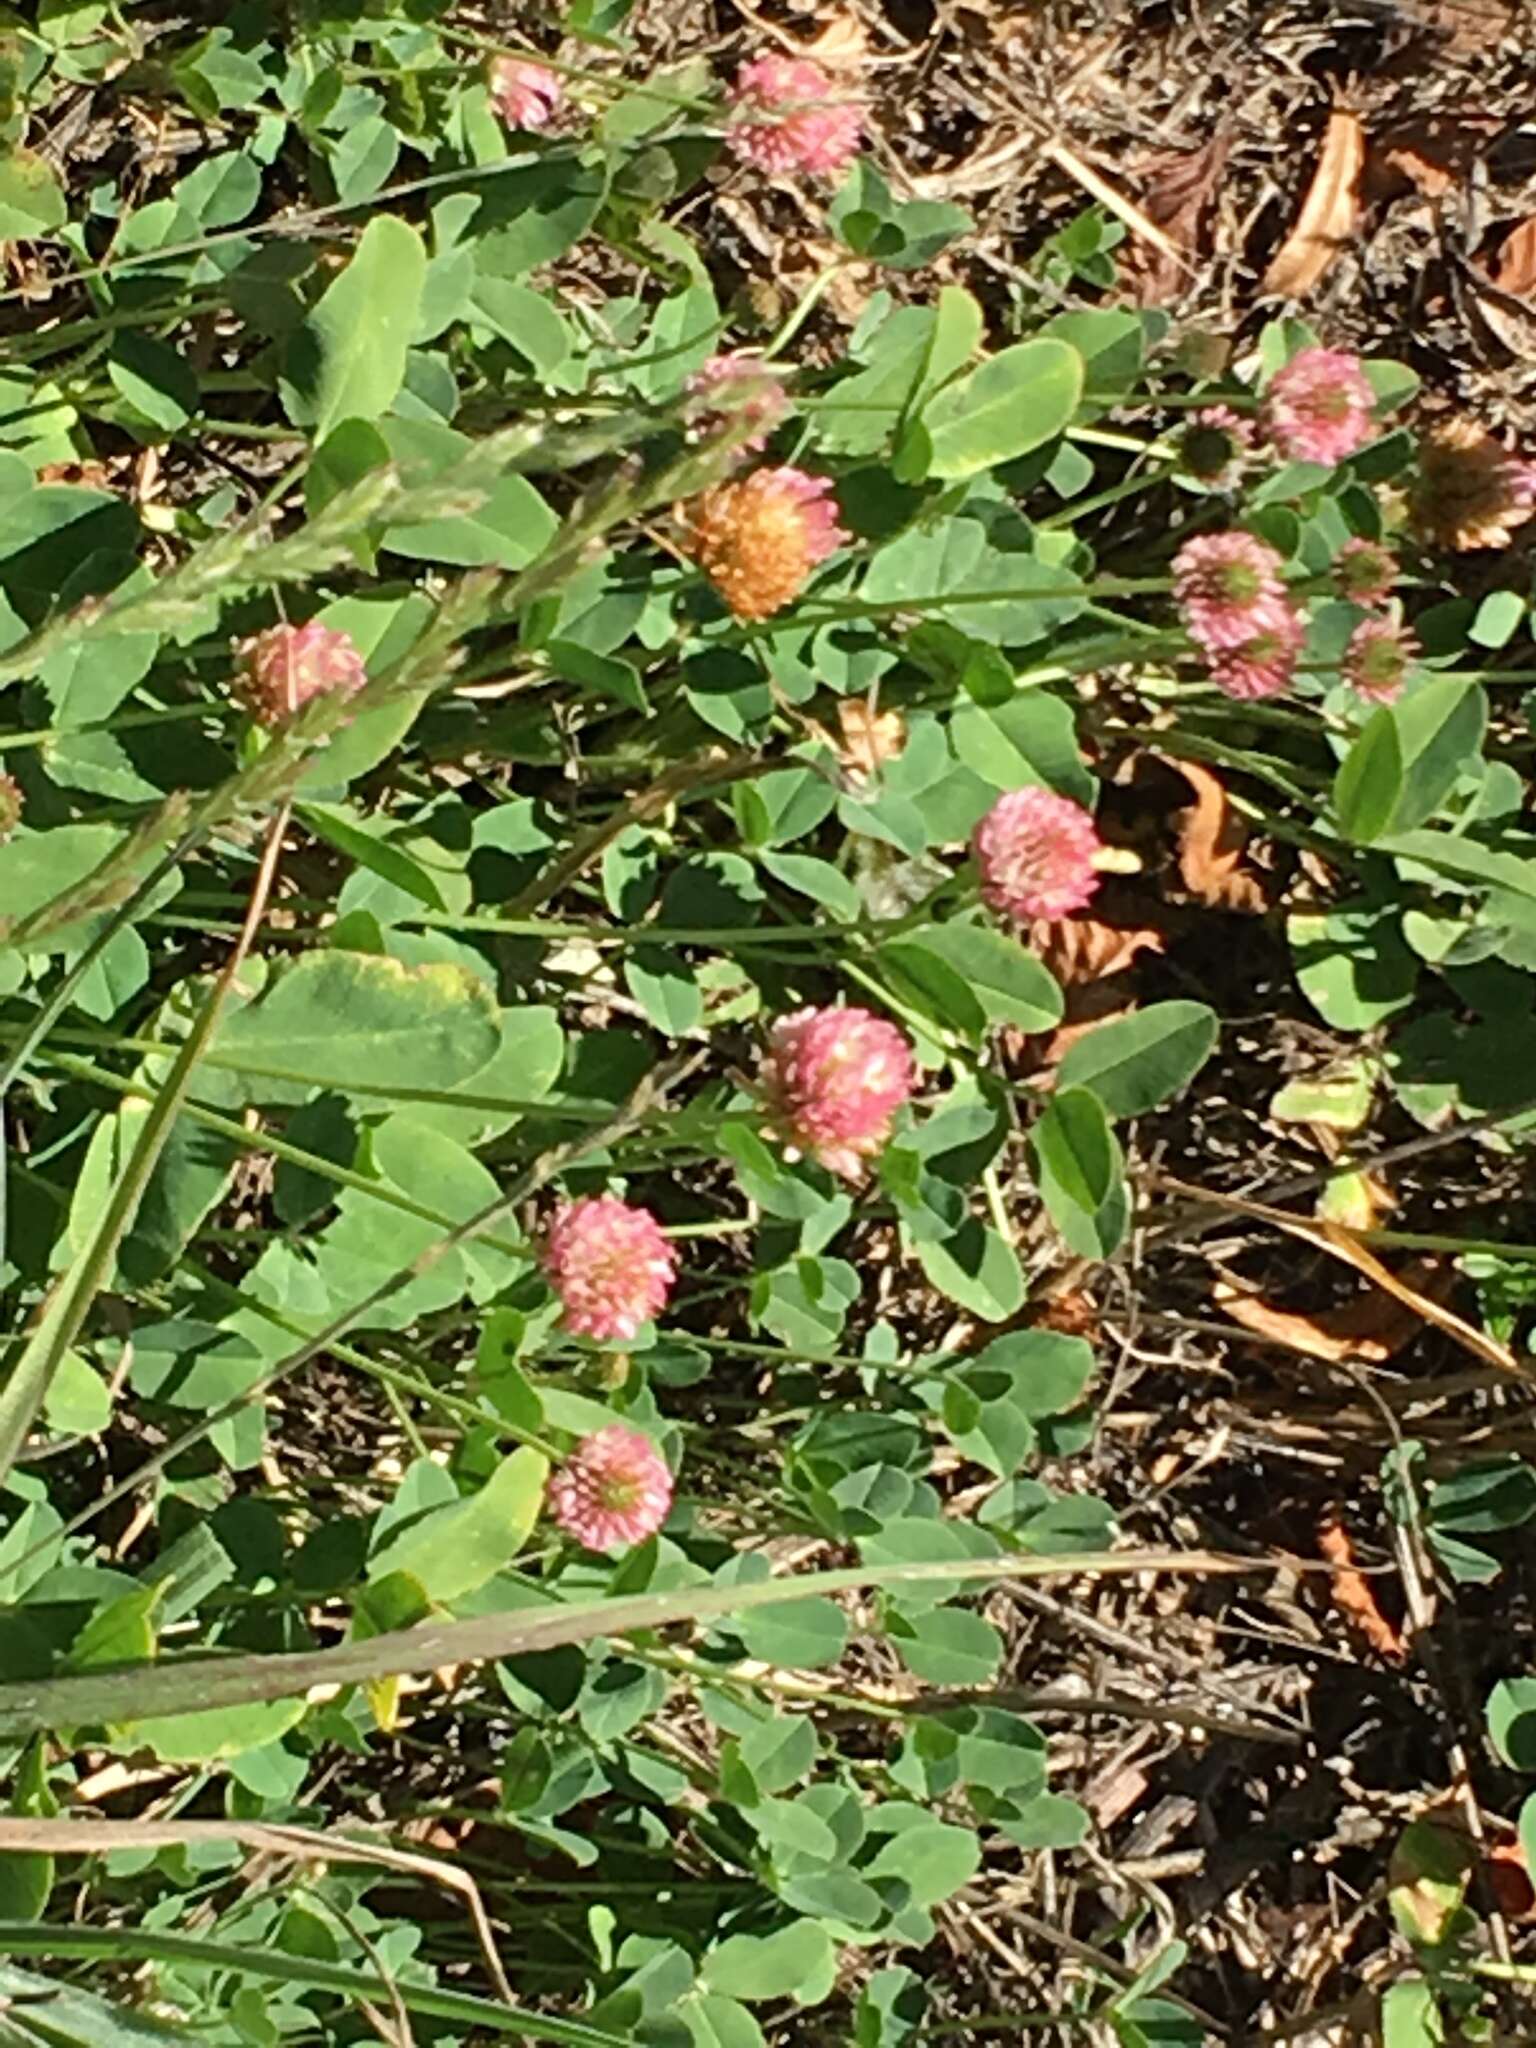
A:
[973, 786, 1103, 924]
[488, 56, 563, 131]
[1262, 347, 1376, 467]
[1208, 603, 1306, 701]
[547, 1425, 673, 1552]
[1334, 536, 1398, 607]
[685, 353, 789, 454]
[542, 1195, 678, 1343]
[1180, 404, 1254, 484]
[1172, 530, 1288, 652]
[1345, 616, 1417, 703]
[727, 56, 863, 177]
[235, 621, 367, 729]
[761, 1005, 914, 1181]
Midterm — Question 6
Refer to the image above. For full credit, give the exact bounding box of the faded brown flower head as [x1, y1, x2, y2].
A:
[0, 770, 21, 843]
[685, 466, 847, 621]
[1410, 415, 1535, 552]
[836, 699, 905, 787]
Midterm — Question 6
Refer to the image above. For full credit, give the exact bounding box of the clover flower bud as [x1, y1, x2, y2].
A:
[1208, 602, 1306, 701]
[547, 1425, 673, 1551]
[1262, 347, 1376, 467]
[727, 56, 863, 177]
[543, 1196, 677, 1343]
[1334, 537, 1398, 606]
[234, 621, 368, 729]
[1345, 616, 1417, 703]
[761, 1005, 913, 1181]
[1179, 404, 1254, 484]
[1172, 531, 1289, 653]
[489, 56, 563, 130]
[973, 786, 1102, 924]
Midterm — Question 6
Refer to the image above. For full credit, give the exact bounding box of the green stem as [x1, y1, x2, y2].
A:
[28, 1029, 687, 1129]
[160, 897, 905, 947]
[0, 808, 289, 1484]
[743, 575, 1175, 638]
[1039, 462, 1177, 530]
[763, 260, 851, 361]
[0, 1547, 1245, 1736]
[1359, 1227, 1536, 1262]
[0, 700, 223, 751]
[0, 1927, 624, 2046]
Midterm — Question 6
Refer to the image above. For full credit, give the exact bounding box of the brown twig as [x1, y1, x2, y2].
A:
[1149, 1171, 1532, 1384]
[1145, 1093, 1536, 1252]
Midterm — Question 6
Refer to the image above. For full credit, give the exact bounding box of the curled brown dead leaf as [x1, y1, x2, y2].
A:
[1456, 253, 1536, 365]
[1168, 757, 1268, 912]
[1027, 1289, 1101, 1343]
[1018, 891, 1169, 1068]
[1486, 1839, 1536, 1921]
[1318, 1514, 1408, 1662]
[1212, 1256, 1450, 1365]
[1262, 110, 1364, 298]
[801, 13, 867, 68]
[1028, 904, 1166, 988]
[1123, 128, 1229, 307]
[1490, 216, 1536, 298]
[1367, 113, 1499, 203]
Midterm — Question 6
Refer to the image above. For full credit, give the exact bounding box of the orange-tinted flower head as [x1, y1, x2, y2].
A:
[686, 465, 847, 621]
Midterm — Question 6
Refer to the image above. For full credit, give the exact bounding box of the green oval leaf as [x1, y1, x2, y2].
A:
[703, 1922, 836, 2004]
[130, 1695, 309, 1765]
[1055, 1001, 1218, 1117]
[903, 922, 1063, 1033]
[735, 1597, 849, 1671]
[0, 150, 67, 238]
[913, 1220, 1026, 1323]
[1335, 678, 1488, 845]
[370, 1448, 550, 1604]
[283, 215, 427, 439]
[1030, 1087, 1128, 1260]
[889, 1606, 1002, 1687]
[1487, 1676, 1536, 1770]
[920, 339, 1084, 480]
[951, 691, 1097, 806]
[1332, 707, 1403, 846]
[214, 951, 501, 1096]
[1290, 901, 1419, 1031]
[876, 938, 987, 1042]
[864, 1809, 981, 1908]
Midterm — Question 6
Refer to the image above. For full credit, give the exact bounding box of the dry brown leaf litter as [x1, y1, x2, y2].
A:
[1262, 108, 1365, 299]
